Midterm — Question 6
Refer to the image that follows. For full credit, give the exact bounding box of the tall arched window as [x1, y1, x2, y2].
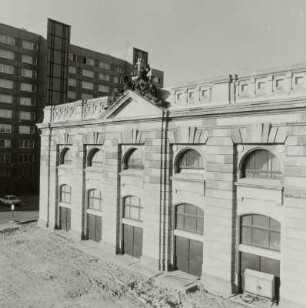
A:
[87, 148, 103, 167]
[176, 204, 204, 235]
[176, 149, 204, 174]
[124, 148, 144, 170]
[60, 184, 71, 203]
[88, 189, 102, 211]
[60, 148, 72, 165]
[124, 196, 142, 221]
[242, 149, 281, 180]
[241, 214, 280, 251]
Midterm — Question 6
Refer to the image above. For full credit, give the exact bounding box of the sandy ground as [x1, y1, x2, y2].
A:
[0, 224, 248, 308]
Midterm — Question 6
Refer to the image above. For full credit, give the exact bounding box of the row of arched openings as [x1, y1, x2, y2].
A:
[59, 147, 282, 179]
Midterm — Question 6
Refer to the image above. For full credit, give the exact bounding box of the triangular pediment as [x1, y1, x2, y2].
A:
[102, 91, 162, 120]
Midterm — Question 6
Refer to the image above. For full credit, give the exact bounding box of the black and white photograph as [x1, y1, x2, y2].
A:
[0, 1, 305, 307]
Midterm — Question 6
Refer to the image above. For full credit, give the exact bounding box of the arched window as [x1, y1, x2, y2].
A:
[87, 148, 103, 167]
[60, 148, 72, 165]
[88, 189, 102, 211]
[124, 148, 144, 170]
[124, 196, 142, 221]
[176, 149, 204, 174]
[242, 149, 281, 180]
[60, 184, 71, 203]
[241, 214, 280, 251]
[176, 204, 204, 235]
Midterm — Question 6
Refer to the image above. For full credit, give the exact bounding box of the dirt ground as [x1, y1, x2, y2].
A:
[0, 224, 247, 308]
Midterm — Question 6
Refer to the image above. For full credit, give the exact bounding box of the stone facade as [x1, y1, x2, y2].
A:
[38, 64, 306, 308]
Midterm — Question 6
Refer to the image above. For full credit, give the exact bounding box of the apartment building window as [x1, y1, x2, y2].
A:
[0, 34, 15, 45]
[82, 57, 94, 66]
[0, 124, 12, 133]
[19, 111, 35, 121]
[99, 62, 110, 70]
[0, 49, 14, 60]
[0, 94, 13, 104]
[0, 109, 12, 118]
[68, 78, 77, 87]
[201, 89, 208, 98]
[20, 97, 36, 106]
[81, 93, 93, 100]
[68, 91, 76, 99]
[0, 139, 11, 148]
[18, 140, 34, 148]
[82, 69, 94, 78]
[82, 81, 94, 90]
[257, 81, 266, 92]
[19, 154, 35, 163]
[19, 125, 35, 134]
[0, 154, 10, 163]
[98, 85, 109, 93]
[0, 79, 13, 89]
[21, 83, 36, 92]
[116, 66, 124, 74]
[69, 66, 77, 74]
[69, 53, 77, 62]
[113, 76, 119, 83]
[0, 64, 14, 74]
[99, 73, 110, 81]
[22, 40, 37, 51]
[21, 68, 37, 79]
[21, 55, 37, 65]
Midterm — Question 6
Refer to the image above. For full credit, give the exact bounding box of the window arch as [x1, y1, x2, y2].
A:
[242, 149, 281, 180]
[60, 184, 71, 203]
[88, 189, 102, 210]
[176, 149, 204, 174]
[123, 196, 142, 221]
[124, 148, 144, 170]
[241, 214, 280, 251]
[87, 148, 103, 167]
[175, 204, 204, 235]
[60, 148, 72, 165]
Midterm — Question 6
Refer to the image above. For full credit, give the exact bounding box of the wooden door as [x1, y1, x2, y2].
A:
[60, 207, 71, 232]
[123, 224, 143, 258]
[87, 214, 102, 242]
[175, 236, 203, 277]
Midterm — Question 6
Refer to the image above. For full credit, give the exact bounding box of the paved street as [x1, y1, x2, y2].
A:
[0, 194, 38, 225]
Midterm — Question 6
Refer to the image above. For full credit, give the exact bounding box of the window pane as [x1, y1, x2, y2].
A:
[185, 204, 196, 215]
[260, 257, 280, 277]
[185, 216, 197, 233]
[242, 215, 252, 226]
[241, 252, 260, 273]
[253, 215, 269, 229]
[177, 205, 184, 214]
[129, 206, 139, 220]
[241, 226, 252, 244]
[270, 232, 280, 251]
[197, 217, 204, 234]
[270, 218, 280, 232]
[252, 229, 269, 248]
[176, 214, 184, 229]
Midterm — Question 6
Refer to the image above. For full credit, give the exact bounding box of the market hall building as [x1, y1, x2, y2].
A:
[37, 64, 306, 308]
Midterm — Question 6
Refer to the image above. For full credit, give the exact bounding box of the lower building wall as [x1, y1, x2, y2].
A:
[38, 116, 306, 308]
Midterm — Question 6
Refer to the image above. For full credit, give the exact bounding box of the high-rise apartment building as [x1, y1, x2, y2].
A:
[0, 19, 164, 195]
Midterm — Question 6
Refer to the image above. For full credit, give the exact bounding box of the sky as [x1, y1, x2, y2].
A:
[1, 0, 306, 87]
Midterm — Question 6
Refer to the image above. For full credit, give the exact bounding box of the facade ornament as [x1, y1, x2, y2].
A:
[112, 60, 168, 108]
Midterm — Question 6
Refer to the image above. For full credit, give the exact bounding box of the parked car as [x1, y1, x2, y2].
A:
[0, 195, 21, 207]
